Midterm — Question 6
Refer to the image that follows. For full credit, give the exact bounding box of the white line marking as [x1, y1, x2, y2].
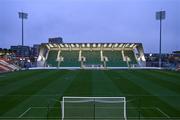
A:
[15, 106, 170, 119]
[18, 107, 31, 118]
[156, 107, 170, 118]
[31, 107, 59, 109]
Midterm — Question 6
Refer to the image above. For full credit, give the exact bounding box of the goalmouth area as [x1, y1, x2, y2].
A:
[62, 96, 127, 120]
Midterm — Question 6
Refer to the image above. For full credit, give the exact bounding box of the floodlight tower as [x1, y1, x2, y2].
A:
[156, 11, 166, 67]
[18, 12, 28, 46]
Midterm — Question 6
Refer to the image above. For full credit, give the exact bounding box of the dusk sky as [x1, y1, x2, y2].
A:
[0, 0, 179, 53]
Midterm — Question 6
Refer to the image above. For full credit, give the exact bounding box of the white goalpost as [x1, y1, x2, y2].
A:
[61, 97, 127, 120]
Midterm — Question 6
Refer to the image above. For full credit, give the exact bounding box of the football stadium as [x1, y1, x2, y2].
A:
[0, 42, 180, 120]
[0, 0, 180, 119]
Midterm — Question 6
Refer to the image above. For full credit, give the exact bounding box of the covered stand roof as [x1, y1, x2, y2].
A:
[41, 43, 142, 50]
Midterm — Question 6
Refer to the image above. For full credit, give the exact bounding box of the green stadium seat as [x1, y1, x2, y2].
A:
[124, 50, 137, 64]
[103, 51, 127, 67]
[46, 50, 137, 67]
[60, 51, 80, 67]
[46, 50, 58, 67]
[82, 51, 102, 65]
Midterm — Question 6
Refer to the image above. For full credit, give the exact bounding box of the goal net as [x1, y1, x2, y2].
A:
[61, 97, 127, 120]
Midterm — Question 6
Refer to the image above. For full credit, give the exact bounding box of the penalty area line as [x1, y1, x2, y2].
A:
[18, 107, 31, 118]
[156, 107, 170, 118]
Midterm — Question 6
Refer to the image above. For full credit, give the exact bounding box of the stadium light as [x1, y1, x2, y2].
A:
[133, 45, 137, 49]
[125, 44, 129, 47]
[156, 11, 166, 67]
[87, 43, 90, 47]
[103, 44, 107, 47]
[93, 43, 96, 47]
[76, 44, 79, 47]
[18, 12, 28, 46]
[65, 44, 68, 47]
[46, 44, 50, 48]
[119, 44, 123, 48]
[114, 43, 118, 47]
[71, 44, 75, 47]
[98, 43, 101, 47]
[108, 44, 112, 48]
[49, 44, 53, 48]
[130, 44, 134, 48]
[53, 44, 58, 47]
[82, 44, 85, 47]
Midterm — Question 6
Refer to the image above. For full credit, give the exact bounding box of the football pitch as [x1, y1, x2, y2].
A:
[0, 69, 180, 120]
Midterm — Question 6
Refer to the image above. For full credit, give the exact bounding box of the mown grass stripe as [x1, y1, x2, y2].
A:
[105, 70, 150, 118]
[91, 70, 123, 97]
[0, 70, 69, 116]
[145, 70, 180, 85]
[64, 70, 92, 97]
[115, 70, 180, 117]
[4, 70, 80, 118]
[0, 70, 47, 86]
[0, 70, 50, 95]
[133, 70, 180, 94]
[153, 70, 180, 78]
[0, 69, 180, 119]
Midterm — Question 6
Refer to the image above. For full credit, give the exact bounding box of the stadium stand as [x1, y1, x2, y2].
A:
[103, 51, 127, 67]
[0, 59, 19, 72]
[0, 64, 9, 73]
[60, 51, 80, 67]
[37, 43, 146, 68]
[176, 64, 180, 71]
[124, 50, 137, 64]
[82, 51, 102, 66]
[46, 50, 58, 67]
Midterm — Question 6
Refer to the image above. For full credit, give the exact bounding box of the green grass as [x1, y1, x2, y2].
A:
[0, 69, 180, 120]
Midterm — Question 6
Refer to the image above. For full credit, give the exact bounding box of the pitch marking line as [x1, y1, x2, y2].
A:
[18, 106, 59, 118]
[31, 107, 59, 109]
[18, 107, 31, 118]
[156, 107, 170, 118]
[17, 106, 170, 119]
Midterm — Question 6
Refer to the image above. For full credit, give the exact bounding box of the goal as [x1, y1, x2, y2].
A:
[61, 97, 127, 120]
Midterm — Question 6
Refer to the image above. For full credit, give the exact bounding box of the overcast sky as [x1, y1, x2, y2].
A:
[0, 0, 179, 53]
